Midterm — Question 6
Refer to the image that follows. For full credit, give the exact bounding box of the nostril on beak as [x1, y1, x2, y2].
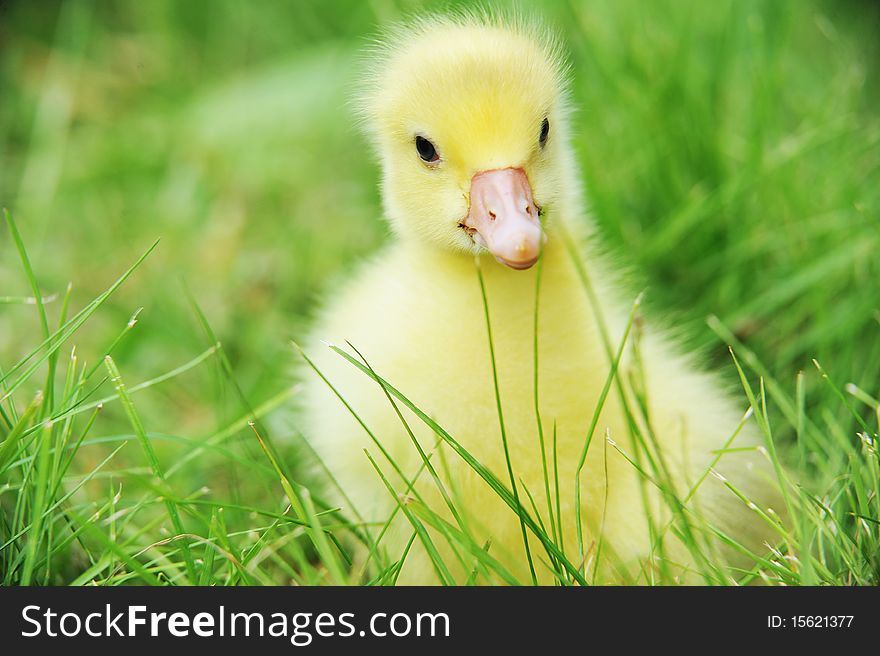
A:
[525, 205, 532, 216]
[488, 210, 497, 221]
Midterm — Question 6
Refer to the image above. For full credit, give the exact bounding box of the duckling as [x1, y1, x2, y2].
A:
[299, 13, 784, 584]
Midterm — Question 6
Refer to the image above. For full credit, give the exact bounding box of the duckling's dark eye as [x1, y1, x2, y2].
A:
[415, 136, 439, 163]
[539, 118, 550, 147]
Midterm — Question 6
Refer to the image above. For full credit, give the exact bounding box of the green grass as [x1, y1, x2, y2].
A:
[1, 0, 878, 585]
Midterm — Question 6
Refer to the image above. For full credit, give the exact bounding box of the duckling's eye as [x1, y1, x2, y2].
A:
[539, 118, 550, 147]
[415, 136, 440, 163]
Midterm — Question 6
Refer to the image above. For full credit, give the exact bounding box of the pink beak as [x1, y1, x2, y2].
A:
[464, 168, 545, 270]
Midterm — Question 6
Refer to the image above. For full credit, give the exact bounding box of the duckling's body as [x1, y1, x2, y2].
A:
[300, 15, 782, 584]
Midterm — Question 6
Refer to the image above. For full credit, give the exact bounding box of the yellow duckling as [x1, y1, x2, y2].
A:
[300, 13, 783, 584]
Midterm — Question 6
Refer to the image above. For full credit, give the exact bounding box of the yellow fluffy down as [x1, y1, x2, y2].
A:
[299, 12, 784, 584]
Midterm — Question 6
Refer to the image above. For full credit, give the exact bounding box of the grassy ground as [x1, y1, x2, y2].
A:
[1, 0, 878, 585]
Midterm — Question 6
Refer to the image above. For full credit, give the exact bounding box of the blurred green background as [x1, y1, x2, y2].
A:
[1, 0, 878, 542]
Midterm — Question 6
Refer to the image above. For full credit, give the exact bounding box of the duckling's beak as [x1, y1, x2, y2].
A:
[464, 168, 545, 270]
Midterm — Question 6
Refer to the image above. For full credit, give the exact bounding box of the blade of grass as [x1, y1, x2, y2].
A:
[19, 420, 53, 585]
[103, 355, 197, 582]
[0, 239, 160, 400]
[475, 257, 538, 585]
[363, 449, 456, 585]
[574, 293, 641, 574]
[248, 421, 347, 584]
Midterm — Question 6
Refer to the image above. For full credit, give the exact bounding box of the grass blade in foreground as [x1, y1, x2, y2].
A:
[103, 356, 197, 583]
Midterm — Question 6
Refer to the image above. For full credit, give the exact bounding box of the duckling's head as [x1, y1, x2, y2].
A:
[359, 14, 571, 270]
